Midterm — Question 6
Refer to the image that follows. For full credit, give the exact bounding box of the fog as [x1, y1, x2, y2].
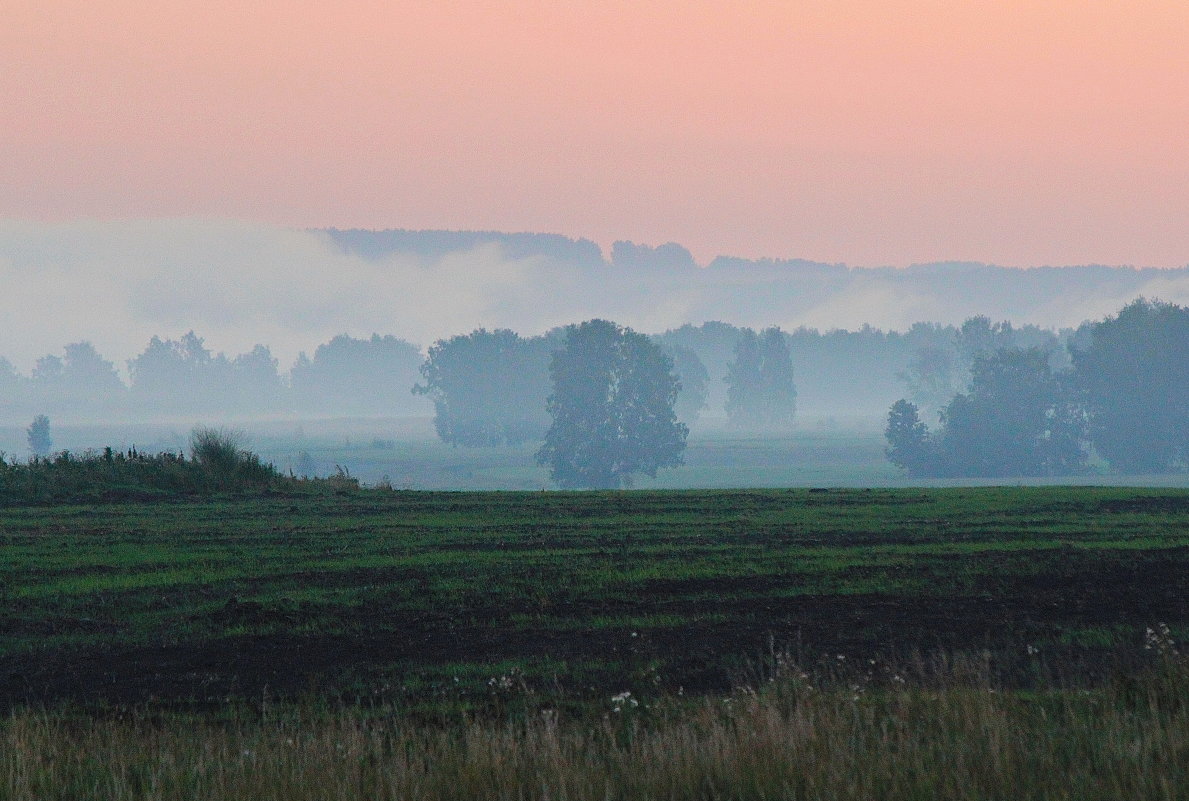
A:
[0, 219, 555, 374]
[4, 219, 1187, 378]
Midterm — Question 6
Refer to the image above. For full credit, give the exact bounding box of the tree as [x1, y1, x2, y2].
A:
[414, 329, 554, 447]
[662, 344, 709, 426]
[955, 315, 1016, 364]
[655, 321, 749, 415]
[128, 332, 214, 414]
[127, 332, 289, 416]
[27, 415, 51, 457]
[226, 345, 284, 414]
[724, 327, 797, 428]
[537, 319, 688, 488]
[1071, 299, 1189, 473]
[884, 400, 935, 476]
[898, 345, 961, 421]
[24, 342, 128, 418]
[758, 327, 797, 427]
[885, 347, 1088, 477]
[291, 334, 426, 416]
[725, 329, 763, 425]
[62, 342, 126, 413]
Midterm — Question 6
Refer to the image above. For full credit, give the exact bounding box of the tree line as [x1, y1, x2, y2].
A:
[0, 333, 428, 421]
[0, 325, 798, 435]
[885, 299, 1189, 476]
[0, 319, 1070, 424]
[414, 318, 780, 487]
[410, 323, 797, 452]
[4, 298, 1186, 481]
[417, 300, 1188, 481]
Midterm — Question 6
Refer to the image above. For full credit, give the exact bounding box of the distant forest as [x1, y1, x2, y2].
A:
[0, 333, 430, 423]
[5, 225, 1185, 427]
[3, 291, 1186, 477]
[0, 317, 1068, 425]
[0, 301, 1154, 424]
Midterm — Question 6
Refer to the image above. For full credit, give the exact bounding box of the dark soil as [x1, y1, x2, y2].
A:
[4, 548, 1185, 707]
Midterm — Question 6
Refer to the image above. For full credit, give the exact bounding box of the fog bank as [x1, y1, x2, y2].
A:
[2, 219, 1186, 372]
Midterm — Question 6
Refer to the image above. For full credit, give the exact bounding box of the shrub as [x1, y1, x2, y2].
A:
[189, 426, 247, 472]
[188, 427, 276, 488]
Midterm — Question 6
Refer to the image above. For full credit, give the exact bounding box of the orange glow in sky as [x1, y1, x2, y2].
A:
[3, 1, 1188, 266]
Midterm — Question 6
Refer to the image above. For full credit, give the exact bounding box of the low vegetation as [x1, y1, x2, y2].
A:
[0, 427, 355, 506]
[2, 651, 1186, 800]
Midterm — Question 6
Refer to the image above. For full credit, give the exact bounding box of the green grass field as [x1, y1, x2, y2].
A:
[2, 486, 1187, 710]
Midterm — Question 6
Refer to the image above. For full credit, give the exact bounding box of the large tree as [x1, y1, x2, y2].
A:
[1071, 299, 1189, 473]
[758, 327, 797, 426]
[537, 320, 687, 488]
[414, 329, 553, 447]
[127, 332, 215, 414]
[226, 345, 285, 414]
[936, 348, 1086, 476]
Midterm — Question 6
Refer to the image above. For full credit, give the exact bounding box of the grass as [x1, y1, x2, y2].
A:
[1, 654, 1187, 800]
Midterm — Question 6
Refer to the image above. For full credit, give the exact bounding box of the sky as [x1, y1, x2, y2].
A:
[3, 1, 1188, 268]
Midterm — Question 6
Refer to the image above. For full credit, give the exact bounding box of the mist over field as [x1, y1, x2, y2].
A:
[3, 219, 1188, 375]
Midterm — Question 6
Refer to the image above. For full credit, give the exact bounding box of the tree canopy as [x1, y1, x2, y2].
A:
[1071, 299, 1189, 473]
[414, 329, 554, 447]
[127, 333, 283, 416]
[537, 320, 687, 488]
[291, 334, 425, 416]
[26, 415, 51, 457]
[662, 344, 709, 426]
[725, 327, 797, 429]
[886, 347, 1087, 477]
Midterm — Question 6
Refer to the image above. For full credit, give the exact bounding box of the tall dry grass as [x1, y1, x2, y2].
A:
[2, 652, 1186, 800]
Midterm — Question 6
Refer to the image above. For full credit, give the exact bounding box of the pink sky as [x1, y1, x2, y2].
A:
[3, 1, 1188, 266]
